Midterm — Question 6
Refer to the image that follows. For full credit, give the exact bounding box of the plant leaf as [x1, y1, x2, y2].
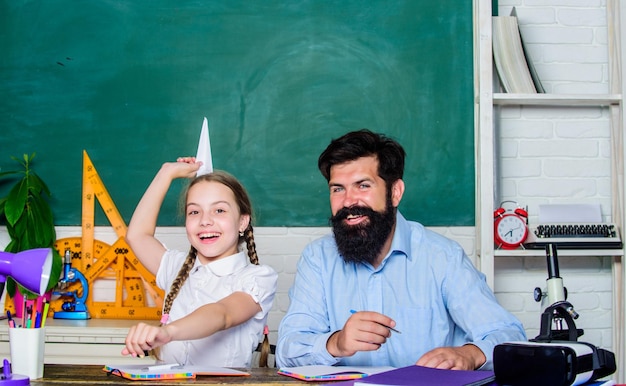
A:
[30, 172, 51, 198]
[4, 239, 19, 253]
[29, 198, 55, 246]
[46, 249, 63, 291]
[26, 173, 43, 197]
[0, 170, 20, 179]
[5, 178, 27, 226]
[5, 277, 16, 298]
[5, 221, 19, 242]
[9, 215, 27, 244]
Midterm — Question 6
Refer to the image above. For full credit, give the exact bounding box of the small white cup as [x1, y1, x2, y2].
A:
[9, 327, 46, 379]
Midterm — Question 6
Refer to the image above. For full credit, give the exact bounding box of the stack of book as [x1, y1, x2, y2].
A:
[492, 8, 544, 93]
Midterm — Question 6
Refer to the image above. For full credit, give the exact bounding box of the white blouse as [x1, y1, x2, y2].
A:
[156, 249, 277, 367]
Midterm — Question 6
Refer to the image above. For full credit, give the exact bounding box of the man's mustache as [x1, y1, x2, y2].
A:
[332, 206, 377, 222]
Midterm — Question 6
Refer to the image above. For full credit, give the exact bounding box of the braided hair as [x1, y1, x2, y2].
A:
[156, 171, 270, 366]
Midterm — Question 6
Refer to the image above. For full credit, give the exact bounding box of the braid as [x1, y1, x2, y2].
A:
[162, 247, 197, 317]
[241, 212, 268, 366]
[258, 327, 271, 367]
[243, 225, 259, 265]
[149, 247, 196, 360]
[242, 215, 269, 366]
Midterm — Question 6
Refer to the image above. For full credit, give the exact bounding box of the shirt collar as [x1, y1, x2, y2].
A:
[192, 251, 249, 277]
[392, 211, 411, 254]
[381, 211, 412, 264]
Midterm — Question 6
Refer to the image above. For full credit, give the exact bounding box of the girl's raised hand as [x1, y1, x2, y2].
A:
[176, 156, 198, 164]
[161, 157, 203, 180]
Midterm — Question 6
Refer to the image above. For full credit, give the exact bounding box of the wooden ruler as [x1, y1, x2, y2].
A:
[49, 151, 164, 319]
[80, 150, 126, 270]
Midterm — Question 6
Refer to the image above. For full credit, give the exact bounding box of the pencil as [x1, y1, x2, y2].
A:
[31, 305, 37, 327]
[41, 301, 50, 327]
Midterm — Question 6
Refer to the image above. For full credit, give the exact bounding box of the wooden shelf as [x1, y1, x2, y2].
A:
[492, 93, 622, 106]
[495, 248, 624, 257]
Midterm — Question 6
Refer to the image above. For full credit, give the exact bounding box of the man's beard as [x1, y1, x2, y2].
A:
[330, 196, 396, 265]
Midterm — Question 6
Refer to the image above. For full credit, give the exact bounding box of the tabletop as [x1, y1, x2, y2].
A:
[27, 364, 310, 385]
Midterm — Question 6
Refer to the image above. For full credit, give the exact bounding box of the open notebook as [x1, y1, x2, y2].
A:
[103, 364, 249, 380]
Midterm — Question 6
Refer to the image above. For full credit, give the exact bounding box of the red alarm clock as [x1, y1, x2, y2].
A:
[494, 201, 529, 249]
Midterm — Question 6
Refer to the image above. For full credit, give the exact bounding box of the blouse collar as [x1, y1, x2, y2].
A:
[192, 251, 248, 277]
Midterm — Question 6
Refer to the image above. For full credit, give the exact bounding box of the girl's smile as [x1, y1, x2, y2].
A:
[185, 180, 249, 263]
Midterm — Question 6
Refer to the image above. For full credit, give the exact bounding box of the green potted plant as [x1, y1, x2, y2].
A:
[0, 153, 62, 307]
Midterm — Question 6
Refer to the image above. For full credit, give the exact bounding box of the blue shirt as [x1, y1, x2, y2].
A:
[276, 212, 526, 369]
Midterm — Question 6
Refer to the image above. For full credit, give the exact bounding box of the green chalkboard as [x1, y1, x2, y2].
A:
[0, 1, 474, 227]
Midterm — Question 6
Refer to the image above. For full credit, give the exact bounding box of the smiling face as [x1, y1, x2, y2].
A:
[329, 156, 403, 219]
[184, 180, 250, 264]
[328, 155, 404, 267]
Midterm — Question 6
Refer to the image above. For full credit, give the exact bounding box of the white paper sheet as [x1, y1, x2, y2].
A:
[538, 204, 602, 223]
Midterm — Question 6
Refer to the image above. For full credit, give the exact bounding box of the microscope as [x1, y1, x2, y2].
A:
[53, 250, 91, 320]
[494, 243, 615, 385]
[531, 244, 583, 342]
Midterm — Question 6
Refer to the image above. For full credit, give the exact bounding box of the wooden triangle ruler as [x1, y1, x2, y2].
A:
[48, 151, 164, 319]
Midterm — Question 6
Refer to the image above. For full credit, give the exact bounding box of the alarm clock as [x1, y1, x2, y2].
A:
[494, 201, 529, 249]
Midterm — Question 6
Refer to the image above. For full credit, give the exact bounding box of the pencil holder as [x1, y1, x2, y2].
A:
[8, 327, 46, 379]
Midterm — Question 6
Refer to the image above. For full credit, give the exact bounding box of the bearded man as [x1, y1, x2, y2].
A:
[276, 129, 526, 371]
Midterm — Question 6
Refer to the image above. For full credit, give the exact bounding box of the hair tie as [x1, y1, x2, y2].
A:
[263, 325, 269, 335]
[160, 314, 169, 324]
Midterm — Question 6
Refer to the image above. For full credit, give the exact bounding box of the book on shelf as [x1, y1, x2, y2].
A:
[511, 7, 544, 93]
[492, 9, 543, 93]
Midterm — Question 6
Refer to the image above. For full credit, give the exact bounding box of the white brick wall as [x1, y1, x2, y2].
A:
[495, 0, 615, 352]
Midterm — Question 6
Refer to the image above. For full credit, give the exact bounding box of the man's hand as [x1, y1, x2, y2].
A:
[326, 311, 396, 358]
[416, 344, 486, 370]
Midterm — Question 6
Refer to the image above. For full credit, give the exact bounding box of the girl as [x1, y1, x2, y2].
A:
[122, 157, 277, 368]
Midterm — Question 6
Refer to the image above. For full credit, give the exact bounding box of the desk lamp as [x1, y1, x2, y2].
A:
[0, 248, 53, 297]
[0, 248, 54, 385]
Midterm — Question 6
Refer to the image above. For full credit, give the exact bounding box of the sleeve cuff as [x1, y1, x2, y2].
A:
[466, 342, 493, 370]
[312, 331, 341, 366]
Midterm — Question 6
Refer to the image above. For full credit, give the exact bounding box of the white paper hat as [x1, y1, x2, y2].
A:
[195, 117, 213, 176]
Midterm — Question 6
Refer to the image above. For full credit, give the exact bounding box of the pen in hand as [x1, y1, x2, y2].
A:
[349, 309, 401, 334]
